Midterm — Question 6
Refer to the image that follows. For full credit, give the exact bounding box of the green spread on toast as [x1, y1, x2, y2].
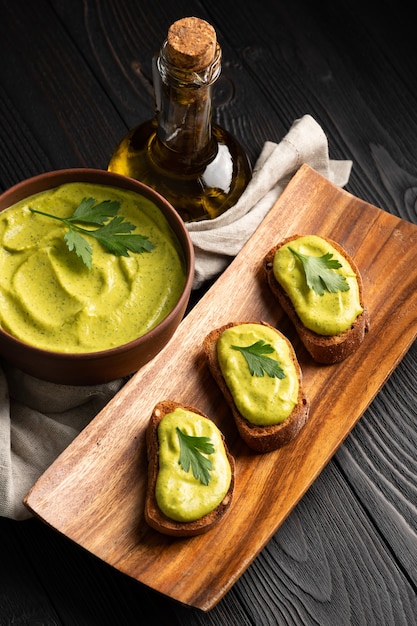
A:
[272, 235, 363, 335]
[217, 323, 299, 426]
[156, 408, 231, 522]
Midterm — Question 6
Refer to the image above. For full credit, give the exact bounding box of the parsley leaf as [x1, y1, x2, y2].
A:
[288, 246, 350, 296]
[232, 340, 286, 378]
[176, 427, 214, 486]
[64, 229, 93, 268]
[29, 197, 155, 269]
[69, 197, 120, 225]
[87, 215, 154, 257]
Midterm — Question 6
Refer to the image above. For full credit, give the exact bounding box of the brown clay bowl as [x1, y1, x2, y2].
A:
[0, 169, 194, 385]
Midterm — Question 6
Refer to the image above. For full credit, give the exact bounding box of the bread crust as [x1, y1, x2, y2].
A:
[263, 235, 370, 364]
[203, 321, 310, 453]
[145, 400, 235, 537]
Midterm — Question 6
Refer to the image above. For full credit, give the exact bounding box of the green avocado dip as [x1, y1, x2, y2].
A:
[217, 323, 299, 426]
[0, 182, 187, 353]
[155, 407, 232, 522]
[272, 235, 363, 336]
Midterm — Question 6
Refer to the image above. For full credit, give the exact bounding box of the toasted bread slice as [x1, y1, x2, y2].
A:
[203, 321, 310, 453]
[145, 400, 235, 537]
[263, 235, 370, 364]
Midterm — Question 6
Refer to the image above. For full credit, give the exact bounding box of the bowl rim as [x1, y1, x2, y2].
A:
[0, 168, 195, 361]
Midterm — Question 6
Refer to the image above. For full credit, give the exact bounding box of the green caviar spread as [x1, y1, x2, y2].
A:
[272, 235, 363, 336]
[0, 182, 186, 353]
[217, 323, 299, 426]
[155, 407, 232, 523]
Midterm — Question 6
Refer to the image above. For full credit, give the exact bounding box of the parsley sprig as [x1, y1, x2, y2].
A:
[176, 427, 214, 486]
[29, 197, 154, 269]
[232, 340, 286, 378]
[289, 246, 350, 296]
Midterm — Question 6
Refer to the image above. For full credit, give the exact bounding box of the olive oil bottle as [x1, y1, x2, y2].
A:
[108, 17, 252, 222]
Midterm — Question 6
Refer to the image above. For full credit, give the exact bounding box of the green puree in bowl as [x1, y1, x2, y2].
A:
[0, 182, 187, 353]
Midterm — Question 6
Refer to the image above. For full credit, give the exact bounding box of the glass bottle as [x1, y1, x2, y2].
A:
[108, 17, 252, 222]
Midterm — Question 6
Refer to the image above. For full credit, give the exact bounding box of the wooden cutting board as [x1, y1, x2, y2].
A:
[24, 165, 417, 611]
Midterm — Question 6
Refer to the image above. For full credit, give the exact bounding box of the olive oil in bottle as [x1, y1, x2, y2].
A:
[108, 17, 252, 222]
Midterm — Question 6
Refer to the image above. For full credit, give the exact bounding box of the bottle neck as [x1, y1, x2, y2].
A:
[152, 41, 221, 170]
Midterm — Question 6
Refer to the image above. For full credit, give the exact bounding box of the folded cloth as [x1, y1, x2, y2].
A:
[187, 114, 352, 288]
[0, 364, 124, 520]
[0, 114, 352, 520]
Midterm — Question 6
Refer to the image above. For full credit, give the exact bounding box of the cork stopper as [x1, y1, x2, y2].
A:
[166, 17, 217, 71]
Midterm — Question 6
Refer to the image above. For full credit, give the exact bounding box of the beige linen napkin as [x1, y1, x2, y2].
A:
[0, 363, 124, 520]
[0, 114, 352, 520]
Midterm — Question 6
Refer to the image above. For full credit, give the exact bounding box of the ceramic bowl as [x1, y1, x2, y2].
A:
[0, 168, 194, 385]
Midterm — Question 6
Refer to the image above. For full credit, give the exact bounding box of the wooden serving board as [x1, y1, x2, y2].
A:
[25, 165, 417, 611]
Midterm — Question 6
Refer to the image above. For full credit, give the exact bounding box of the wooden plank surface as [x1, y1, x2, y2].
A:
[2, 0, 417, 623]
[25, 165, 417, 610]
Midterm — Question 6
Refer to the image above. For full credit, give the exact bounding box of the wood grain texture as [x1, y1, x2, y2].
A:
[24, 165, 417, 610]
[0, 0, 127, 188]
[49, 0, 274, 165]
[230, 460, 417, 626]
[336, 347, 417, 586]
[1, 0, 417, 623]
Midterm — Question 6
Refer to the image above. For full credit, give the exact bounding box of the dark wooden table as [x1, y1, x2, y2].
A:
[1, 0, 416, 624]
